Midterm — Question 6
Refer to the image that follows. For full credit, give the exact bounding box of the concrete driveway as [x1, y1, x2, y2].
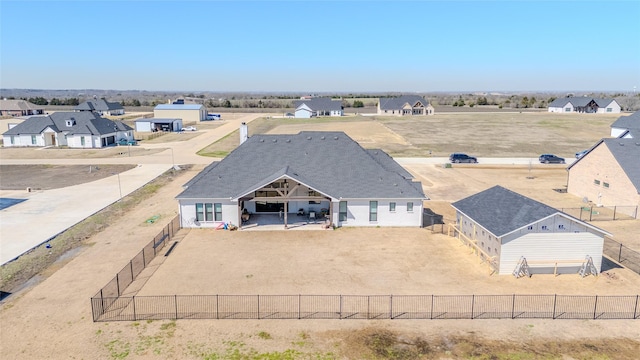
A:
[0, 114, 264, 265]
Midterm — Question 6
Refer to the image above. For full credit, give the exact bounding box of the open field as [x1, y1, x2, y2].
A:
[198, 112, 618, 158]
[2, 110, 640, 358]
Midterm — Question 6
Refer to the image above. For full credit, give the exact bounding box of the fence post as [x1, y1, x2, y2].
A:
[132, 296, 136, 321]
[552, 294, 557, 319]
[142, 248, 146, 268]
[511, 294, 515, 319]
[367, 296, 370, 320]
[430, 295, 434, 320]
[390, 295, 393, 319]
[613, 206, 617, 220]
[116, 274, 120, 296]
[619, 244, 623, 263]
[471, 295, 475, 319]
[257, 295, 260, 319]
[216, 295, 219, 320]
[589, 207, 593, 222]
[579, 207, 583, 220]
[130, 261, 134, 281]
[593, 295, 598, 320]
[298, 295, 301, 320]
[100, 289, 105, 318]
[339, 295, 342, 319]
[634, 295, 639, 319]
[174, 295, 178, 320]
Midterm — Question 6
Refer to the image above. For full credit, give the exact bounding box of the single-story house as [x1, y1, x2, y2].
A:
[0, 99, 45, 117]
[378, 95, 434, 116]
[134, 118, 183, 132]
[154, 104, 206, 123]
[176, 128, 427, 229]
[610, 110, 640, 138]
[2, 111, 133, 148]
[547, 97, 621, 113]
[451, 186, 610, 275]
[75, 99, 125, 116]
[567, 138, 640, 217]
[292, 98, 343, 118]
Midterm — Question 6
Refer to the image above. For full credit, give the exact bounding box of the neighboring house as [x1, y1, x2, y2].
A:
[2, 112, 133, 148]
[176, 128, 427, 229]
[134, 118, 183, 132]
[378, 95, 434, 116]
[154, 104, 206, 123]
[567, 138, 640, 217]
[292, 98, 343, 118]
[547, 97, 620, 113]
[0, 99, 45, 117]
[610, 110, 640, 138]
[75, 99, 125, 116]
[452, 186, 610, 275]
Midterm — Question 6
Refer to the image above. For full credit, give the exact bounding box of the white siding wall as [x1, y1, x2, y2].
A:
[499, 232, 603, 275]
[179, 199, 239, 228]
[135, 121, 152, 132]
[336, 199, 422, 227]
[295, 108, 312, 118]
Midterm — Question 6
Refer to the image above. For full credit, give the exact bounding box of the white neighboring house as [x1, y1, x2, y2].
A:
[176, 129, 427, 229]
[452, 186, 610, 275]
[292, 98, 343, 118]
[2, 112, 133, 148]
[154, 104, 207, 123]
[134, 118, 183, 132]
[378, 95, 434, 116]
[547, 97, 621, 113]
[75, 99, 125, 116]
[610, 110, 640, 138]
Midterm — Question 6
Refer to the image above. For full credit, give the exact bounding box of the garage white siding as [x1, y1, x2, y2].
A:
[499, 232, 603, 275]
[135, 121, 152, 132]
[335, 199, 422, 227]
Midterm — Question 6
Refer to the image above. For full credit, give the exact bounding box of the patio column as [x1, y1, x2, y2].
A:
[284, 201, 288, 229]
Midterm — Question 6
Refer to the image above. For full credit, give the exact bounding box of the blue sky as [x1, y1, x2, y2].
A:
[1, 0, 639, 92]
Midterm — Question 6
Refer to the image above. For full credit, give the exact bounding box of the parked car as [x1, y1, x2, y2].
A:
[539, 154, 565, 164]
[575, 149, 588, 159]
[449, 153, 478, 163]
[181, 126, 197, 131]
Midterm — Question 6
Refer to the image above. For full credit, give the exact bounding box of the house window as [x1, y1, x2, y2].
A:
[195, 203, 205, 222]
[558, 224, 565, 230]
[594, 179, 600, 185]
[527, 226, 533, 230]
[339, 201, 347, 221]
[31, 135, 37, 145]
[369, 201, 378, 222]
[214, 203, 222, 221]
[564, 107, 571, 112]
[603, 182, 610, 188]
[205, 203, 214, 221]
[81, 136, 85, 146]
[10, 136, 14, 145]
[606, 108, 612, 112]
[407, 202, 414, 212]
[542, 225, 548, 230]
[389, 202, 396, 212]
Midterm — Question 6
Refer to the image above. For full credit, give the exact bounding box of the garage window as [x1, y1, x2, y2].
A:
[339, 201, 347, 221]
[389, 202, 396, 212]
[594, 179, 600, 185]
[407, 202, 414, 212]
[603, 182, 610, 188]
[369, 201, 378, 222]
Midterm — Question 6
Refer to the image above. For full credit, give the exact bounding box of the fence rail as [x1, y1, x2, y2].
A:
[603, 237, 640, 275]
[560, 205, 638, 221]
[91, 294, 640, 322]
[91, 215, 180, 311]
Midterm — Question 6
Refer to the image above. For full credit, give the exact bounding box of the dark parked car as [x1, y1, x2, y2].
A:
[449, 153, 478, 163]
[539, 154, 565, 164]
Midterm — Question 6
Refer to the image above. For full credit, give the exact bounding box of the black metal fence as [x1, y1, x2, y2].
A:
[91, 215, 180, 316]
[91, 294, 640, 322]
[560, 206, 638, 221]
[604, 237, 640, 275]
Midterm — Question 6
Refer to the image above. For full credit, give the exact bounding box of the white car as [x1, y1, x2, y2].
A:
[181, 126, 197, 132]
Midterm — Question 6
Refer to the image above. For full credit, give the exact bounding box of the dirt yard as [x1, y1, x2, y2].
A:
[1, 111, 639, 358]
[0, 164, 136, 190]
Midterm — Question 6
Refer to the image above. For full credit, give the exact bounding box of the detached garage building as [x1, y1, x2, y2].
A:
[154, 104, 206, 123]
[134, 118, 183, 132]
[451, 186, 609, 276]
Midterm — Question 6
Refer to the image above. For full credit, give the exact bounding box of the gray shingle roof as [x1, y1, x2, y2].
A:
[604, 138, 640, 193]
[548, 97, 615, 108]
[611, 110, 640, 132]
[451, 186, 560, 237]
[379, 95, 430, 110]
[2, 112, 131, 136]
[293, 98, 343, 112]
[177, 131, 426, 201]
[75, 99, 124, 112]
[0, 99, 45, 111]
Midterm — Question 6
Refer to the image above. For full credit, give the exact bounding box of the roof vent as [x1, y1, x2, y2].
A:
[260, 139, 264, 142]
[286, 139, 291, 143]
[320, 136, 325, 140]
[273, 139, 277, 143]
[619, 143, 624, 146]
[636, 143, 640, 146]
[307, 136, 312, 140]
[334, 136, 338, 140]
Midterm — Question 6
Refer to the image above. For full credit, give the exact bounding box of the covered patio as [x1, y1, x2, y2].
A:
[240, 213, 331, 231]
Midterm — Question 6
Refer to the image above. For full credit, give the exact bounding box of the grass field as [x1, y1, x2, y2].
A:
[197, 112, 618, 158]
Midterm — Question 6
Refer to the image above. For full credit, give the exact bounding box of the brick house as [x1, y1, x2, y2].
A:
[567, 138, 640, 217]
